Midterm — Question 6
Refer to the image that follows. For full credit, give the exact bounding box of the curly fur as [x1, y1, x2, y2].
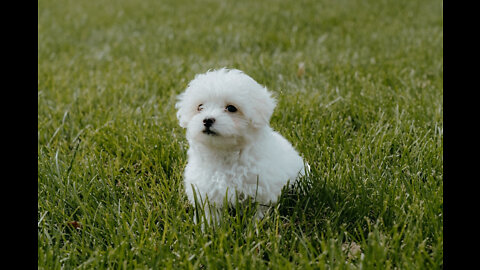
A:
[176, 68, 308, 222]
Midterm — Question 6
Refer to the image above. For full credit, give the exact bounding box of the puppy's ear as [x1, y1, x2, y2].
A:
[175, 92, 193, 128]
[248, 87, 277, 128]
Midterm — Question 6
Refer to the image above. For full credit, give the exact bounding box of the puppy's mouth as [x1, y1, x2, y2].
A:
[202, 128, 218, 136]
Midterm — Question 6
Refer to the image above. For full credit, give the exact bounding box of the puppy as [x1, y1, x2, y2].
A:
[175, 68, 308, 224]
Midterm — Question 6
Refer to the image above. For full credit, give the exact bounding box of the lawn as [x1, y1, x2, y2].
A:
[38, 0, 443, 268]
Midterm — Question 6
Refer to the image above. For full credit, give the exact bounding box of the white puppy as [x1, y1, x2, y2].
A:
[176, 68, 308, 223]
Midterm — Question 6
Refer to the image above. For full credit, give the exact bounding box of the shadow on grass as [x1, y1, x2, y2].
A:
[276, 174, 396, 238]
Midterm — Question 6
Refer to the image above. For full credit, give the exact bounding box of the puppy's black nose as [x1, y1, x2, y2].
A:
[203, 118, 215, 128]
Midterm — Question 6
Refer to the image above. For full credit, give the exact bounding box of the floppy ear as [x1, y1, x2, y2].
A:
[175, 92, 193, 128]
[247, 87, 277, 128]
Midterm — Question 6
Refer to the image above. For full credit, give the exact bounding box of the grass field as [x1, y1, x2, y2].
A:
[38, 0, 443, 268]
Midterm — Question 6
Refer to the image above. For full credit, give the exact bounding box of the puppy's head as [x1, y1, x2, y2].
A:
[175, 68, 276, 148]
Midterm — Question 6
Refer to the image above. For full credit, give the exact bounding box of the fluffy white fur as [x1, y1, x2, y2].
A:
[176, 68, 307, 223]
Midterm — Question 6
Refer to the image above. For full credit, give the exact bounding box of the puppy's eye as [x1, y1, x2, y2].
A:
[197, 104, 203, 111]
[225, 105, 237, 113]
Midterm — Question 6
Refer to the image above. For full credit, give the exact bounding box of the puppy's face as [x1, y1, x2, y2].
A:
[185, 99, 250, 148]
[176, 69, 276, 149]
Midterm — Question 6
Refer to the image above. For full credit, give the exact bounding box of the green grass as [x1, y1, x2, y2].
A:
[38, 0, 443, 268]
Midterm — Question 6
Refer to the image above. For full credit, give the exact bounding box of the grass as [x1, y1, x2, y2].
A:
[38, 0, 443, 268]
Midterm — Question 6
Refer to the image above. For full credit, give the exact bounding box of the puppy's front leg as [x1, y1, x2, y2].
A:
[254, 204, 270, 220]
[194, 202, 222, 230]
